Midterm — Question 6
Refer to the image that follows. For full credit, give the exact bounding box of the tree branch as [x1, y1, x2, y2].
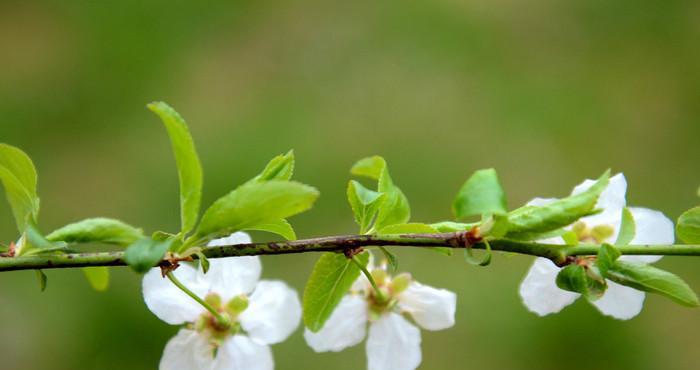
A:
[0, 232, 699, 272]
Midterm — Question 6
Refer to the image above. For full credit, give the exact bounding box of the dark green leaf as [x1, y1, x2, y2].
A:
[453, 169, 507, 220]
[124, 238, 173, 273]
[46, 218, 143, 246]
[596, 244, 621, 277]
[82, 267, 109, 291]
[616, 208, 636, 245]
[197, 180, 319, 240]
[303, 251, 369, 332]
[351, 156, 410, 230]
[0, 144, 40, 232]
[677, 207, 700, 244]
[506, 170, 610, 236]
[556, 264, 606, 300]
[607, 261, 699, 307]
[148, 102, 203, 235]
[347, 180, 385, 234]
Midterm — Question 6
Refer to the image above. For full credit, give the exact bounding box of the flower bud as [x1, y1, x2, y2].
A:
[371, 269, 388, 285]
[205, 293, 222, 308]
[591, 225, 615, 243]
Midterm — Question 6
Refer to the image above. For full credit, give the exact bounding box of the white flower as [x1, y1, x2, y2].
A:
[304, 260, 457, 370]
[519, 174, 674, 320]
[143, 232, 302, 370]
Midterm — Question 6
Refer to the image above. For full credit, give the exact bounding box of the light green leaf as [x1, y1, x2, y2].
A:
[464, 239, 492, 266]
[35, 270, 47, 292]
[46, 218, 143, 246]
[376, 223, 439, 234]
[303, 251, 369, 332]
[677, 207, 700, 244]
[24, 224, 63, 253]
[377, 223, 453, 256]
[351, 156, 410, 230]
[82, 267, 109, 291]
[378, 246, 398, 271]
[607, 261, 699, 307]
[124, 238, 173, 273]
[197, 180, 319, 240]
[429, 221, 476, 232]
[196, 252, 210, 274]
[615, 208, 636, 246]
[251, 150, 295, 182]
[0, 144, 40, 232]
[244, 219, 297, 240]
[506, 170, 610, 237]
[453, 169, 507, 220]
[347, 180, 386, 234]
[148, 102, 203, 235]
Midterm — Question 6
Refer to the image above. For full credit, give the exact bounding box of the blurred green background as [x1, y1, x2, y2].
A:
[1, 0, 699, 369]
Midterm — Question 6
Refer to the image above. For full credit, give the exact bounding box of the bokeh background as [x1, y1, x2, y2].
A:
[1, 0, 699, 369]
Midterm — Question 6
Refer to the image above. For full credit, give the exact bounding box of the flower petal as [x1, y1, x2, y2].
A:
[202, 233, 260, 299]
[304, 295, 368, 352]
[366, 313, 422, 370]
[207, 232, 252, 247]
[574, 173, 627, 229]
[212, 335, 273, 370]
[159, 329, 214, 370]
[619, 207, 674, 264]
[590, 280, 645, 320]
[398, 282, 456, 331]
[519, 257, 580, 316]
[143, 263, 205, 325]
[239, 280, 301, 345]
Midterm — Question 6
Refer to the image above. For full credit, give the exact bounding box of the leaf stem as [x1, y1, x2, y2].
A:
[166, 271, 230, 328]
[0, 233, 699, 272]
[351, 255, 388, 303]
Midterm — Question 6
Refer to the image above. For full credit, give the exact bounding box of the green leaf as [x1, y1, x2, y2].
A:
[615, 208, 636, 245]
[197, 180, 319, 240]
[506, 170, 610, 236]
[429, 221, 476, 232]
[376, 223, 452, 255]
[251, 150, 295, 182]
[596, 244, 621, 277]
[303, 251, 369, 332]
[196, 252, 210, 274]
[378, 246, 398, 271]
[453, 169, 507, 220]
[148, 102, 203, 235]
[46, 218, 143, 246]
[0, 144, 40, 232]
[677, 207, 700, 244]
[376, 223, 439, 234]
[124, 238, 173, 273]
[607, 261, 699, 307]
[351, 156, 410, 230]
[347, 180, 386, 234]
[556, 264, 606, 300]
[35, 270, 47, 292]
[82, 267, 109, 291]
[24, 224, 63, 253]
[244, 219, 297, 240]
[464, 239, 492, 266]
[479, 214, 510, 238]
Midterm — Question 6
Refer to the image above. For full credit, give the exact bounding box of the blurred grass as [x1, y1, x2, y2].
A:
[0, 0, 699, 369]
